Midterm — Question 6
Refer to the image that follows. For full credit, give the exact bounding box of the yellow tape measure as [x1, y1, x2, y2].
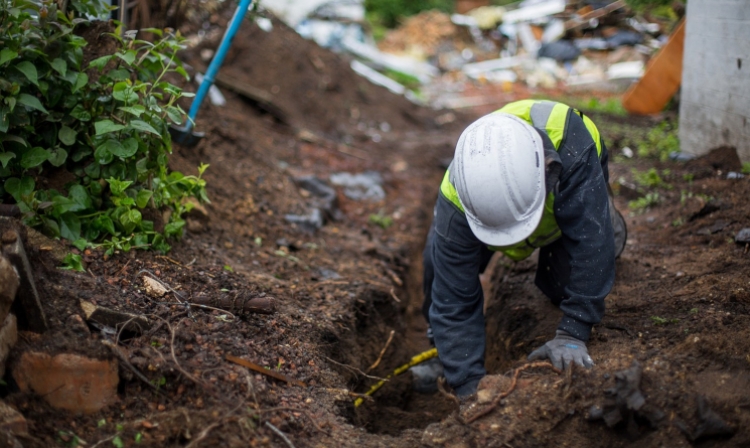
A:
[354, 347, 438, 407]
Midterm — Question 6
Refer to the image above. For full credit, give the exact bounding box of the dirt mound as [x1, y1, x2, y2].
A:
[685, 145, 743, 179]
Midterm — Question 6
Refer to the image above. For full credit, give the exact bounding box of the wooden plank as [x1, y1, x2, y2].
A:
[622, 19, 685, 115]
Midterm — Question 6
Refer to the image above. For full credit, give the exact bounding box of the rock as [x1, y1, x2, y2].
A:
[0, 257, 19, 324]
[142, 276, 168, 298]
[0, 315, 17, 377]
[79, 300, 152, 334]
[735, 228, 750, 244]
[13, 352, 119, 414]
[0, 401, 27, 435]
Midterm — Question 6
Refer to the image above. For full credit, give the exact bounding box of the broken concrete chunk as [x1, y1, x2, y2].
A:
[735, 228, 750, 244]
[13, 352, 119, 414]
[142, 276, 168, 298]
[329, 171, 385, 201]
[79, 300, 152, 334]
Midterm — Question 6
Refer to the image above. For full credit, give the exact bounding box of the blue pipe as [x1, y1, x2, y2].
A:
[185, 0, 255, 131]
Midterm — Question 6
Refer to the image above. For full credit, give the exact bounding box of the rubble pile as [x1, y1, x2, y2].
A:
[264, 0, 683, 111]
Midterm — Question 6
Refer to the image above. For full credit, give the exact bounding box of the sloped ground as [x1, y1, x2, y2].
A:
[3, 11, 750, 448]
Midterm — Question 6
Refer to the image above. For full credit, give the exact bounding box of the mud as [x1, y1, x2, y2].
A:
[2, 6, 749, 448]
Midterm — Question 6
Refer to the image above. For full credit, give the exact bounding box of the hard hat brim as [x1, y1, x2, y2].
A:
[464, 196, 545, 247]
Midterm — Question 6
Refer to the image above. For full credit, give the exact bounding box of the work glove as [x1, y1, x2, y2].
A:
[410, 357, 444, 393]
[527, 330, 594, 370]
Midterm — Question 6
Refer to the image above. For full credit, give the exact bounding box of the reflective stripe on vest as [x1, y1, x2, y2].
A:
[439, 100, 603, 261]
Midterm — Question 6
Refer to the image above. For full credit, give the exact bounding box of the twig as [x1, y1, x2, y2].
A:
[226, 354, 306, 387]
[116, 316, 139, 345]
[389, 287, 401, 303]
[185, 422, 222, 448]
[102, 340, 162, 394]
[265, 422, 295, 448]
[157, 255, 185, 267]
[152, 316, 206, 388]
[90, 435, 115, 448]
[463, 361, 561, 424]
[323, 356, 388, 382]
[115, 258, 132, 277]
[437, 377, 460, 405]
[367, 330, 395, 372]
[256, 407, 325, 433]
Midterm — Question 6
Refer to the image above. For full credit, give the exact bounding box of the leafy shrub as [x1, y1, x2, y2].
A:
[0, 1, 207, 255]
[628, 192, 660, 213]
[632, 167, 669, 189]
[365, 0, 453, 29]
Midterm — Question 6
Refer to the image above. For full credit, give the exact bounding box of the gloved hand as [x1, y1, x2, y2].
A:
[527, 330, 594, 370]
[410, 357, 444, 393]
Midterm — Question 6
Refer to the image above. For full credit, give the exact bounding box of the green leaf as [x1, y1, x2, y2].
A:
[109, 137, 137, 158]
[47, 148, 68, 167]
[164, 220, 185, 237]
[129, 120, 160, 136]
[0, 152, 15, 168]
[70, 104, 91, 121]
[120, 208, 142, 229]
[60, 253, 84, 271]
[136, 189, 153, 208]
[51, 58, 67, 76]
[94, 141, 117, 165]
[135, 157, 149, 174]
[88, 55, 112, 70]
[72, 239, 88, 251]
[106, 178, 133, 196]
[165, 106, 184, 125]
[17, 93, 49, 113]
[60, 213, 81, 241]
[15, 61, 38, 86]
[0, 49, 18, 66]
[118, 105, 145, 117]
[69, 184, 92, 210]
[95, 120, 126, 135]
[117, 50, 136, 65]
[72, 73, 88, 93]
[20, 147, 49, 168]
[0, 134, 26, 146]
[94, 215, 116, 235]
[58, 125, 77, 145]
[112, 82, 138, 103]
[5, 97, 16, 113]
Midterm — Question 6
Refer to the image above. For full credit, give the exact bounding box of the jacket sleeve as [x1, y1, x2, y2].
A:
[427, 194, 489, 396]
[552, 116, 615, 342]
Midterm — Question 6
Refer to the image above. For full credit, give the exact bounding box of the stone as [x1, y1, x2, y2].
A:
[0, 401, 27, 435]
[13, 352, 119, 414]
[0, 257, 18, 324]
[142, 276, 168, 298]
[735, 228, 750, 244]
[0, 315, 17, 377]
[79, 300, 152, 334]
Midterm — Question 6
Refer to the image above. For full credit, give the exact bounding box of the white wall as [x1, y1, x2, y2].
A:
[678, 0, 750, 161]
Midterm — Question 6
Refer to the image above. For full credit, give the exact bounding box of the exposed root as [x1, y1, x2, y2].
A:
[265, 422, 296, 448]
[323, 356, 388, 381]
[367, 330, 395, 371]
[256, 406, 326, 433]
[184, 422, 222, 448]
[463, 361, 562, 424]
[437, 377, 460, 405]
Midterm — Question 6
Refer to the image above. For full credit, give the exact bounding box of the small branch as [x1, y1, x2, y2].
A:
[102, 340, 162, 394]
[323, 356, 388, 382]
[256, 407, 325, 433]
[367, 330, 395, 372]
[185, 422, 222, 448]
[226, 354, 306, 388]
[265, 422, 295, 448]
[463, 361, 561, 424]
[388, 287, 401, 303]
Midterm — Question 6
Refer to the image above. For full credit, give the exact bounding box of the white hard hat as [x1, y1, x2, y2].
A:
[451, 113, 546, 246]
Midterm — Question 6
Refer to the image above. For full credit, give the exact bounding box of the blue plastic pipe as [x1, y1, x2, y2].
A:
[185, 0, 255, 131]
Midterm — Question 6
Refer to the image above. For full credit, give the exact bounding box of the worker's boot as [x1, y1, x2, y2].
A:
[410, 357, 444, 393]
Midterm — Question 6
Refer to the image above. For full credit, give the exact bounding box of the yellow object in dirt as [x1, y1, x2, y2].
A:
[354, 348, 438, 407]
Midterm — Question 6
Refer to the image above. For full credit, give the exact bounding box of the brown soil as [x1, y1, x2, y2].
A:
[3, 8, 750, 448]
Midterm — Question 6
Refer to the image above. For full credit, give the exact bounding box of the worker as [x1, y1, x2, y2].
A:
[412, 100, 627, 397]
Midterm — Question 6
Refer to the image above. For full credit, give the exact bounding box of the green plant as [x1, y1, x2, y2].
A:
[365, 0, 453, 29]
[637, 120, 679, 161]
[368, 211, 393, 229]
[671, 217, 683, 227]
[628, 192, 660, 213]
[742, 162, 750, 175]
[632, 167, 668, 189]
[650, 315, 679, 325]
[0, 3, 207, 256]
[61, 252, 85, 271]
[578, 97, 627, 116]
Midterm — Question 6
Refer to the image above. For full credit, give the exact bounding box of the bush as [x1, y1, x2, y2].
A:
[0, 1, 207, 255]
